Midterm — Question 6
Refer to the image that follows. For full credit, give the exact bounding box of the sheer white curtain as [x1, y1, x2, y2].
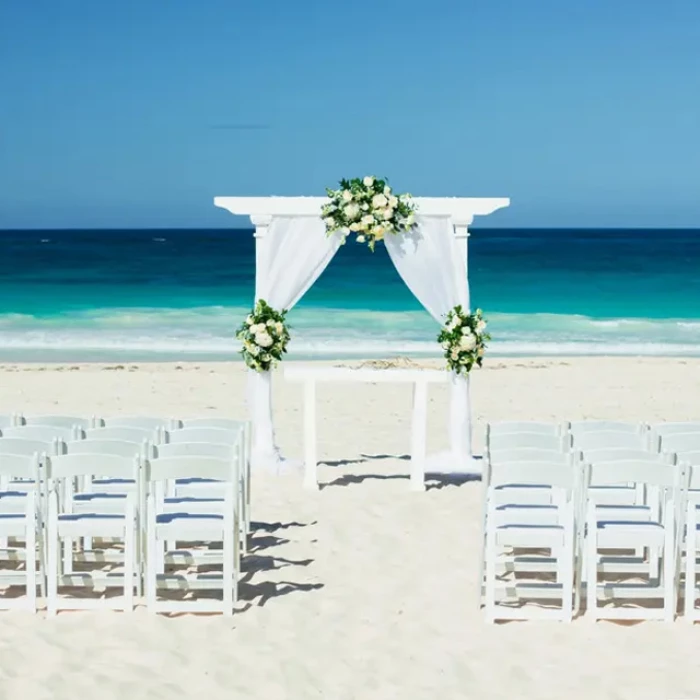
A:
[385, 216, 475, 473]
[249, 216, 343, 471]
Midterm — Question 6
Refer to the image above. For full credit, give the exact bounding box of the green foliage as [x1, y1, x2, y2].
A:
[236, 299, 291, 372]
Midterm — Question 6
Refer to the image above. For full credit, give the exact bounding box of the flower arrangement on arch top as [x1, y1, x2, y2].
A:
[236, 299, 291, 372]
[437, 306, 490, 376]
[321, 176, 416, 251]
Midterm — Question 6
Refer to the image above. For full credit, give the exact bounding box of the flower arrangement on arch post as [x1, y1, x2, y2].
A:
[321, 176, 416, 251]
[236, 299, 291, 372]
[437, 306, 490, 375]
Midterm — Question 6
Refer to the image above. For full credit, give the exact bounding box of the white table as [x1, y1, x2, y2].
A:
[283, 365, 450, 491]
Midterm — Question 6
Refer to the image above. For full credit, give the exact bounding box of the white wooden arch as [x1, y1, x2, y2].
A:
[214, 194, 510, 480]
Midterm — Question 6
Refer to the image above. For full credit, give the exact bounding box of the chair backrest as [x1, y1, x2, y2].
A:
[486, 432, 569, 452]
[62, 439, 148, 459]
[164, 427, 243, 446]
[487, 448, 574, 465]
[0, 425, 77, 442]
[583, 448, 670, 465]
[97, 416, 169, 430]
[0, 415, 18, 429]
[678, 450, 700, 467]
[486, 421, 567, 437]
[488, 460, 579, 491]
[659, 432, 700, 456]
[652, 422, 700, 437]
[0, 452, 41, 480]
[21, 415, 93, 429]
[588, 459, 684, 489]
[154, 442, 234, 460]
[570, 421, 645, 435]
[83, 426, 159, 444]
[573, 430, 648, 452]
[146, 455, 236, 483]
[174, 417, 247, 431]
[0, 438, 54, 457]
[46, 453, 140, 480]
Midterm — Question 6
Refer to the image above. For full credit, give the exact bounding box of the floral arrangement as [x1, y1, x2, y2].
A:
[236, 299, 291, 372]
[321, 176, 417, 251]
[437, 306, 490, 375]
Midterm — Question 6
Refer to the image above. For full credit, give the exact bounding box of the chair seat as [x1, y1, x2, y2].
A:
[595, 520, 666, 548]
[162, 497, 226, 515]
[495, 504, 562, 526]
[155, 512, 225, 540]
[57, 513, 128, 537]
[0, 513, 31, 536]
[595, 504, 652, 522]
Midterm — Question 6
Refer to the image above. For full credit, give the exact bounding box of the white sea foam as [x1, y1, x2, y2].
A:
[0, 306, 698, 361]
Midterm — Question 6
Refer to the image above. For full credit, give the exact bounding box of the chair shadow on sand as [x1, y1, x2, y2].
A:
[319, 453, 482, 490]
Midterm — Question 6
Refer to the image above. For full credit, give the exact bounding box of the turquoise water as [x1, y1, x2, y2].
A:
[0, 228, 699, 361]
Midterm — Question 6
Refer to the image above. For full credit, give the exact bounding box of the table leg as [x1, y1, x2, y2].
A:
[302, 379, 319, 491]
[410, 381, 428, 492]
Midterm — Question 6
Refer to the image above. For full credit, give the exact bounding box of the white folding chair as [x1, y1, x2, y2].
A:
[0, 450, 43, 611]
[482, 459, 584, 622]
[585, 459, 688, 621]
[44, 453, 140, 615]
[682, 461, 700, 621]
[144, 455, 239, 615]
[652, 422, 700, 437]
[97, 416, 170, 434]
[0, 415, 21, 429]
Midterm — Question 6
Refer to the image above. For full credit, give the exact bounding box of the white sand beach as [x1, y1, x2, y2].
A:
[1, 357, 700, 699]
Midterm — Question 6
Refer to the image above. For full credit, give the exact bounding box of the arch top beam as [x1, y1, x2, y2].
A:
[214, 196, 510, 227]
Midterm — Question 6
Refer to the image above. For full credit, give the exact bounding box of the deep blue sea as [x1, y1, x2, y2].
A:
[0, 228, 699, 362]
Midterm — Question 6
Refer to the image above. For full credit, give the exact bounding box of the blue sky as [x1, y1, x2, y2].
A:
[1, 0, 698, 229]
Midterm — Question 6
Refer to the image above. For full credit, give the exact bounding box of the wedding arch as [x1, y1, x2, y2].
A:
[214, 193, 510, 475]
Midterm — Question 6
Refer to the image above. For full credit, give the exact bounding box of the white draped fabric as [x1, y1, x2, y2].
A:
[249, 216, 343, 471]
[385, 216, 476, 473]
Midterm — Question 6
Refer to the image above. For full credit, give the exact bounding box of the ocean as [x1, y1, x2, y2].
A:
[0, 228, 698, 362]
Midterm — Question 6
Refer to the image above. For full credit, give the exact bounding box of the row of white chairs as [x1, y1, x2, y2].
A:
[0, 416, 250, 616]
[480, 421, 700, 623]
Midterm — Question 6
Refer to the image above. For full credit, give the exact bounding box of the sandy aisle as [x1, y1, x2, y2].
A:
[0, 357, 699, 699]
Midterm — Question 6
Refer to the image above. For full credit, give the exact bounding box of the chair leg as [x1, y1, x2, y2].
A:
[25, 522, 37, 612]
[123, 518, 135, 612]
[483, 530, 497, 623]
[585, 525, 598, 620]
[685, 515, 697, 621]
[63, 537, 73, 575]
[663, 535, 676, 622]
[146, 523, 158, 612]
[46, 528, 58, 618]
[223, 526, 234, 616]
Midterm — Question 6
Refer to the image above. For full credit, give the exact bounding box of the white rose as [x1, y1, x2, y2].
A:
[344, 203, 360, 220]
[389, 196, 398, 207]
[323, 216, 335, 227]
[361, 203, 369, 211]
[460, 333, 477, 351]
[406, 213, 415, 226]
[342, 190, 353, 202]
[363, 176, 375, 187]
[447, 318, 459, 332]
[361, 214, 374, 226]
[383, 186, 391, 196]
[441, 341, 450, 350]
[266, 320, 275, 328]
[255, 332, 273, 348]
[382, 208, 394, 220]
[275, 321, 284, 334]
[371, 193, 388, 209]
[245, 315, 254, 325]
[356, 235, 366, 243]
[477, 346, 485, 357]
[349, 222, 361, 232]
[248, 344, 260, 356]
[476, 320, 487, 333]
[450, 348, 459, 360]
